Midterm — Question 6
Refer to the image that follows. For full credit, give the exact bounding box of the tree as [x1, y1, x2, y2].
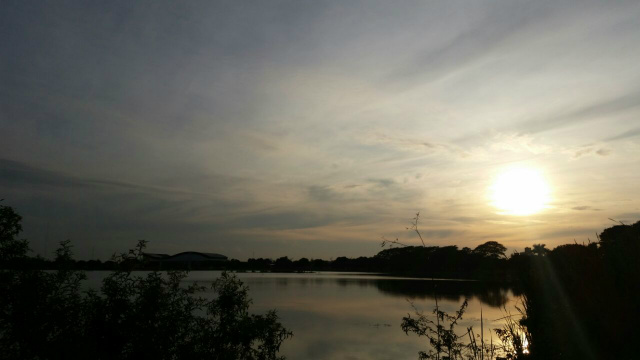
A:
[473, 241, 507, 259]
[294, 257, 310, 271]
[273, 256, 293, 271]
[598, 221, 640, 260]
[0, 200, 29, 261]
[531, 244, 548, 256]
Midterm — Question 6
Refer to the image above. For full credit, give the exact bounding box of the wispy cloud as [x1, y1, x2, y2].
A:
[0, 158, 245, 200]
[568, 145, 612, 159]
[307, 186, 340, 202]
[361, 132, 471, 158]
[385, 1, 555, 87]
[571, 206, 602, 211]
[511, 88, 640, 135]
[488, 133, 552, 155]
[605, 127, 640, 142]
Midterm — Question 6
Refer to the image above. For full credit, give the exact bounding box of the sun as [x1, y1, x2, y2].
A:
[490, 167, 550, 216]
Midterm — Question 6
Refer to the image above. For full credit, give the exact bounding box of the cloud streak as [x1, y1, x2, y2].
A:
[513, 89, 640, 135]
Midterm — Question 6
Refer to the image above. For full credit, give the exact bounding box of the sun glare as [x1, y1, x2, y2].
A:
[490, 167, 550, 216]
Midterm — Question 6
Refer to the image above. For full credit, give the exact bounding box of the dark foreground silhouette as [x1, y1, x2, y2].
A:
[510, 221, 640, 359]
[0, 203, 291, 360]
[1, 201, 639, 359]
[389, 216, 640, 360]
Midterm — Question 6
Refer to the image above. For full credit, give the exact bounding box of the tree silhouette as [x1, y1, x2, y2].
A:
[531, 244, 548, 256]
[473, 241, 507, 259]
[0, 200, 28, 261]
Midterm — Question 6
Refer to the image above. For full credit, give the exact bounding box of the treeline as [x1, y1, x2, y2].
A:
[242, 241, 510, 281]
[2, 240, 514, 282]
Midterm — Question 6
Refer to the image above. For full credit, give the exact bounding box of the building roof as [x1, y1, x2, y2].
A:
[169, 251, 228, 260]
[142, 251, 227, 261]
[142, 253, 170, 260]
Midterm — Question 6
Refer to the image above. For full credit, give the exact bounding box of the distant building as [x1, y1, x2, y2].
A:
[143, 252, 228, 262]
[142, 253, 170, 261]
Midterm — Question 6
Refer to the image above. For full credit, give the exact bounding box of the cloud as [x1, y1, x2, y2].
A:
[0, 158, 264, 254]
[2, 1, 640, 261]
[455, 132, 615, 161]
[367, 178, 395, 188]
[612, 213, 640, 224]
[385, 1, 556, 87]
[447, 216, 483, 224]
[225, 210, 349, 231]
[488, 133, 551, 155]
[572, 148, 593, 159]
[572, 206, 591, 211]
[308, 186, 340, 202]
[0, 158, 244, 200]
[481, 134, 613, 160]
[568, 145, 612, 159]
[605, 127, 640, 142]
[511, 88, 640, 135]
[0, 158, 85, 189]
[421, 229, 461, 240]
[362, 132, 471, 158]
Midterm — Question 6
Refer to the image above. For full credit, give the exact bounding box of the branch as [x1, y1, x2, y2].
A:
[408, 212, 427, 248]
[380, 236, 410, 248]
[608, 218, 626, 226]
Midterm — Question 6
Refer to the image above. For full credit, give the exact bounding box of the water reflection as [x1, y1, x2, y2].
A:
[144, 272, 522, 360]
[257, 275, 516, 308]
[374, 279, 516, 308]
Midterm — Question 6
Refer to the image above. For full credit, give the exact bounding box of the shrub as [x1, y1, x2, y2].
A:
[0, 202, 292, 360]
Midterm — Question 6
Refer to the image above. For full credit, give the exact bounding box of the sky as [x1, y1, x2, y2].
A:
[1, 0, 640, 260]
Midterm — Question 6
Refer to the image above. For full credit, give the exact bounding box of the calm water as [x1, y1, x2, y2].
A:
[87, 271, 521, 360]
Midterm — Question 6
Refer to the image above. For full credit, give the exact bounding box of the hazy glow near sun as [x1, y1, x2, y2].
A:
[490, 167, 550, 216]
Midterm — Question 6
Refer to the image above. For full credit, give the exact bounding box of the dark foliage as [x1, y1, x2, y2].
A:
[374, 244, 509, 280]
[387, 213, 640, 359]
[513, 221, 640, 359]
[0, 200, 28, 262]
[473, 241, 507, 259]
[402, 299, 469, 359]
[273, 257, 294, 272]
[0, 203, 292, 360]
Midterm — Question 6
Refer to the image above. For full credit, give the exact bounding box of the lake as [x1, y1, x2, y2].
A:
[87, 271, 521, 360]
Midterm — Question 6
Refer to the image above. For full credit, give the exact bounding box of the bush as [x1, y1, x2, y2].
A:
[0, 202, 292, 360]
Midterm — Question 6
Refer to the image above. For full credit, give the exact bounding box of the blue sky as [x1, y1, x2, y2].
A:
[2, 0, 639, 260]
